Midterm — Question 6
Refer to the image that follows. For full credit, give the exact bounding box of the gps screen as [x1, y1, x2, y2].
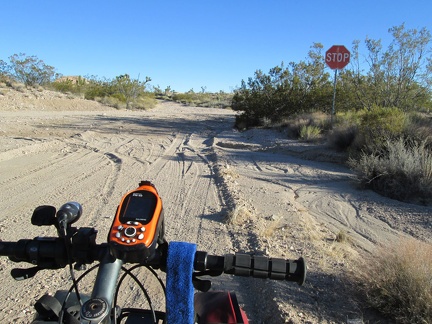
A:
[120, 191, 157, 224]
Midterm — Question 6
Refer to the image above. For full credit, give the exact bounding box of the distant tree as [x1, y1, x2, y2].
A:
[8, 53, 57, 86]
[0, 59, 11, 83]
[350, 24, 432, 110]
[83, 76, 113, 100]
[232, 43, 332, 127]
[113, 74, 151, 109]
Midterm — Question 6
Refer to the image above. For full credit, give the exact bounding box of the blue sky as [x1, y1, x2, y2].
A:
[1, 0, 431, 93]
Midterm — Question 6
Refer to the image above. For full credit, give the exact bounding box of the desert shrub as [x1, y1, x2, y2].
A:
[334, 110, 365, 127]
[50, 76, 87, 94]
[354, 238, 432, 323]
[171, 91, 233, 109]
[98, 96, 125, 109]
[10, 82, 26, 92]
[172, 92, 196, 105]
[349, 138, 432, 204]
[403, 112, 432, 147]
[8, 53, 57, 86]
[350, 106, 407, 155]
[226, 204, 251, 225]
[299, 125, 321, 141]
[327, 125, 358, 151]
[131, 93, 157, 110]
[0, 73, 13, 87]
[285, 116, 311, 138]
[50, 79, 76, 93]
[97, 92, 156, 110]
[328, 111, 363, 151]
[85, 76, 119, 101]
[283, 112, 330, 139]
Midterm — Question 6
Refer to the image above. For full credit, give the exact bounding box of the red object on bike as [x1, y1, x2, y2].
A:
[194, 291, 249, 324]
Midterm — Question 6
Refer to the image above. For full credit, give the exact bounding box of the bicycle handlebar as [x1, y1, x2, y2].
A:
[0, 237, 306, 285]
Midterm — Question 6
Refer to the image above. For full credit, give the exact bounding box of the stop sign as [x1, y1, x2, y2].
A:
[325, 45, 350, 70]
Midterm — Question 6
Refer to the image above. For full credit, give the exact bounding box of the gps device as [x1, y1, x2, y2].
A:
[108, 181, 165, 263]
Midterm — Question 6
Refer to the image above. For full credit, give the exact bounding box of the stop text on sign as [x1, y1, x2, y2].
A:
[326, 52, 350, 63]
[325, 45, 350, 70]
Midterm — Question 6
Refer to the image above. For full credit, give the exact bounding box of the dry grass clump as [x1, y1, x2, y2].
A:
[131, 94, 157, 110]
[10, 82, 26, 92]
[299, 124, 321, 141]
[349, 138, 432, 204]
[353, 239, 432, 323]
[0, 83, 8, 96]
[284, 112, 330, 140]
[335, 230, 349, 243]
[97, 96, 125, 109]
[219, 164, 239, 179]
[404, 112, 432, 147]
[225, 204, 252, 225]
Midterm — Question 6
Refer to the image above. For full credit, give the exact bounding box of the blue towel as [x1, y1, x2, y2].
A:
[166, 241, 196, 324]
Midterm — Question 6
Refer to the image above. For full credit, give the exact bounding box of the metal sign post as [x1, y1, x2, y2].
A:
[331, 69, 338, 125]
[325, 45, 350, 126]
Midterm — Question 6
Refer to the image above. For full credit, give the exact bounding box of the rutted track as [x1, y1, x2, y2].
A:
[1, 100, 431, 323]
[0, 102, 239, 322]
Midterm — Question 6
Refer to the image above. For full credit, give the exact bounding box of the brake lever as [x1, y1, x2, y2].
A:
[192, 270, 224, 292]
[11, 266, 41, 281]
[192, 275, 212, 292]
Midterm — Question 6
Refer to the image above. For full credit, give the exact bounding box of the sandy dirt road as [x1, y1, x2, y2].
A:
[0, 93, 431, 323]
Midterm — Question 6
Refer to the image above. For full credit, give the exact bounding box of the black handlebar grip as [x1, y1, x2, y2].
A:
[223, 254, 306, 285]
[0, 238, 69, 268]
[0, 240, 30, 260]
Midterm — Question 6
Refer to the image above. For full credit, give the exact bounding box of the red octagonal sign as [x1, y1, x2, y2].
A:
[325, 45, 350, 70]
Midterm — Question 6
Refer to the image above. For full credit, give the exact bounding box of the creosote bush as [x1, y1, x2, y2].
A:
[354, 238, 432, 323]
[351, 106, 407, 155]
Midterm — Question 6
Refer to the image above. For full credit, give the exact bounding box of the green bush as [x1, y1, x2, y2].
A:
[349, 138, 432, 204]
[50, 79, 75, 93]
[50, 76, 87, 94]
[84, 78, 113, 100]
[171, 91, 232, 109]
[354, 238, 432, 323]
[351, 106, 407, 155]
[132, 93, 157, 110]
[232, 44, 334, 129]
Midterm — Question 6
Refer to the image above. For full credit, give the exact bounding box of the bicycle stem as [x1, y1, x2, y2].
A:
[80, 249, 123, 324]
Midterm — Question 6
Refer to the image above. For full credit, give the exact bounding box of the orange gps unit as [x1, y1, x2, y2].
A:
[108, 181, 165, 263]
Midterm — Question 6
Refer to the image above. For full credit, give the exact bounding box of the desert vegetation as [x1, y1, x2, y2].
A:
[0, 55, 233, 110]
[352, 238, 432, 324]
[230, 24, 432, 323]
[1, 23, 431, 323]
[232, 24, 432, 206]
[153, 85, 233, 109]
[0, 54, 156, 110]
